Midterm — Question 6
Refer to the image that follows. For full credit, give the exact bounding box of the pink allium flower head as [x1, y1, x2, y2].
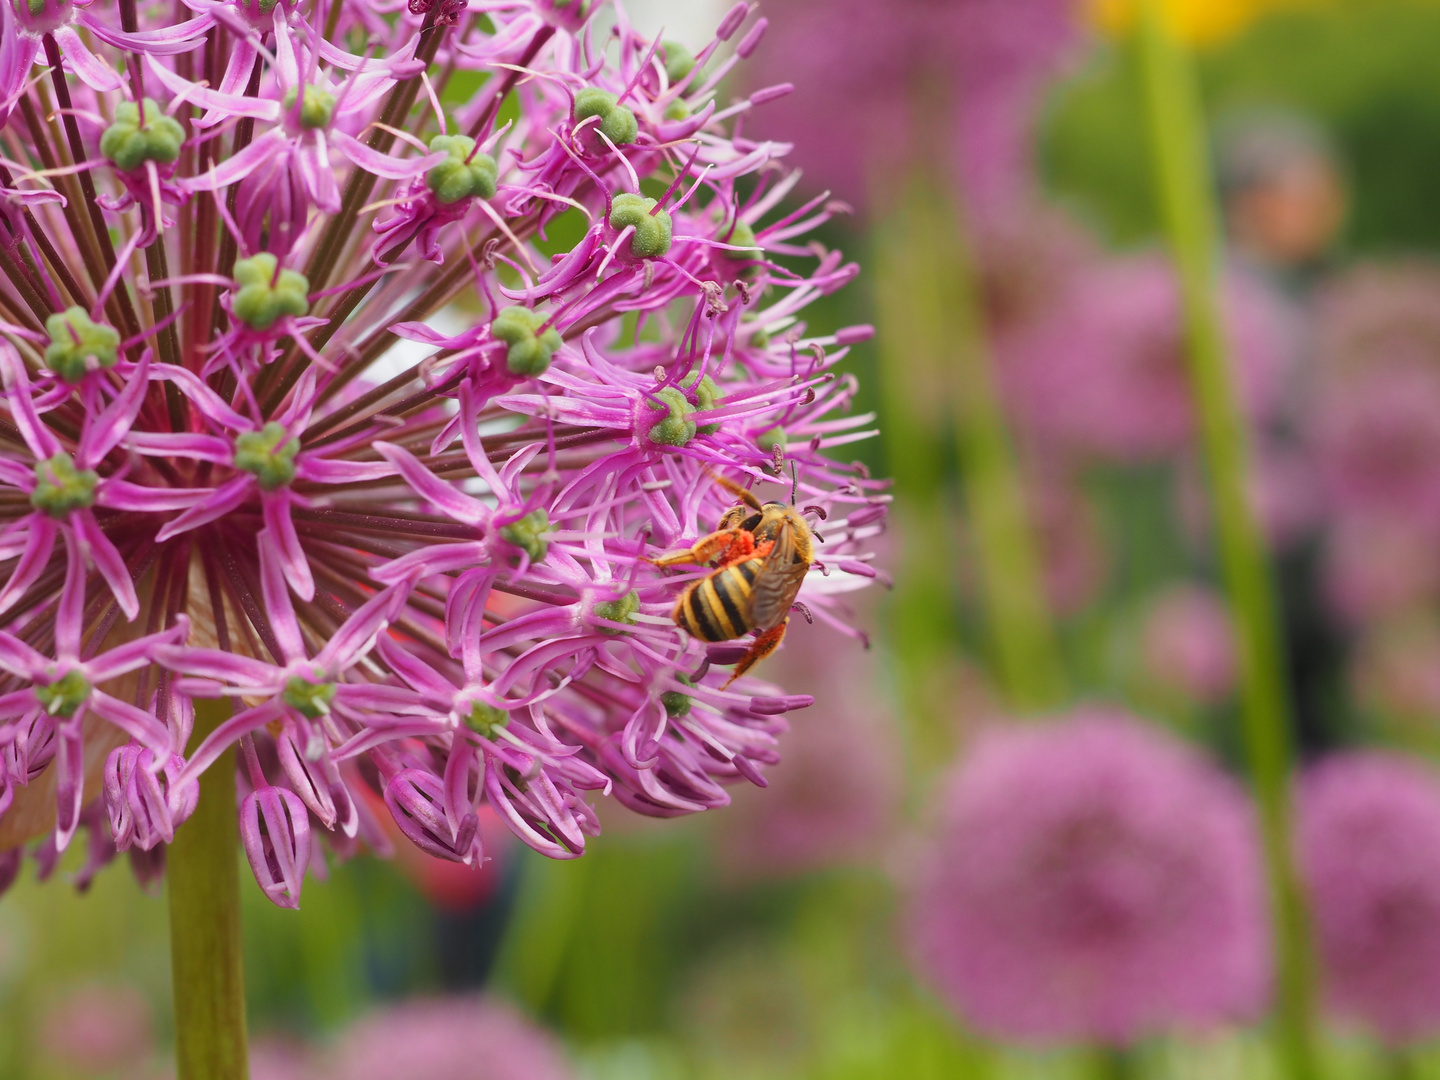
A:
[0, 0, 887, 904]
[1351, 617, 1440, 723]
[249, 1038, 324, 1080]
[1028, 470, 1108, 616]
[1321, 516, 1440, 628]
[325, 995, 572, 1080]
[1001, 254, 1297, 462]
[909, 709, 1270, 1045]
[1176, 438, 1322, 552]
[715, 682, 900, 879]
[1307, 263, 1440, 537]
[744, 0, 1081, 213]
[1296, 752, 1440, 1045]
[1140, 584, 1237, 705]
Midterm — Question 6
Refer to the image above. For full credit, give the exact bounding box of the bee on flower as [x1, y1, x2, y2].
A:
[0, 0, 887, 918]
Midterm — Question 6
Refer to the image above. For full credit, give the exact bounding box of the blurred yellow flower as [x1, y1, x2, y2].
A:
[1089, 0, 1326, 47]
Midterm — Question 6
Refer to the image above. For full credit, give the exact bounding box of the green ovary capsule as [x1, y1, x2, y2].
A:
[492, 306, 562, 377]
[30, 454, 98, 518]
[232, 253, 310, 331]
[100, 99, 185, 172]
[282, 85, 336, 130]
[234, 422, 301, 490]
[592, 590, 640, 633]
[282, 675, 337, 719]
[465, 701, 510, 739]
[499, 508, 551, 562]
[44, 307, 120, 382]
[573, 88, 638, 146]
[36, 669, 91, 718]
[425, 135, 498, 204]
[648, 386, 696, 447]
[608, 193, 673, 259]
[681, 370, 724, 435]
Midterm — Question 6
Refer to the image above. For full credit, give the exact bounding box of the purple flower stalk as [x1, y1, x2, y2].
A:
[0, 0, 887, 907]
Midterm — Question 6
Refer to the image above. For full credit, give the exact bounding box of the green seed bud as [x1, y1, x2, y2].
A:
[99, 98, 185, 172]
[425, 134, 499, 204]
[492, 306, 562, 377]
[31, 454, 98, 519]
[756, 426, 787, 454]
[232, 253, 310, 331]
[499, 508, 551, 563]
[722, 220, 762, 261]
[234, 422, 300, 491]
[44, 306, 120, 382]
[282, 84, 336, 130]
[608, 193, 672, 259]
[465, 701, 510, 739]
[648, 386, 696, 447]
[680, 371, 723, 435]
[282, 674, 337, 719]
[592, 589, 640, 634]
[663, 100, 690, 121]
[573, 87, 639, 146]
[35, 669, 91, 718]
[660, 689, 691, 717]
[661, 41, 696, 85]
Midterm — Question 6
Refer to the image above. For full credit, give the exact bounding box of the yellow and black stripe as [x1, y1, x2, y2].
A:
[675, 558, 759, 641]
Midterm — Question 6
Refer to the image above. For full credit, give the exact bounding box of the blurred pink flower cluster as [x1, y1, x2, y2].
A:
[910, 715, 1440, 1048]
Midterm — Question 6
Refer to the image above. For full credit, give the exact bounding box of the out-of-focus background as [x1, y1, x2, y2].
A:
[19, 0, 1440, 1076]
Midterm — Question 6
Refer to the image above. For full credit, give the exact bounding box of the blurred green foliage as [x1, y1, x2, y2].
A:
[1045, 1, 1440, 252]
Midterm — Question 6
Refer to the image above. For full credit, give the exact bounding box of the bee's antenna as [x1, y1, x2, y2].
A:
[789, 460, 798, 506]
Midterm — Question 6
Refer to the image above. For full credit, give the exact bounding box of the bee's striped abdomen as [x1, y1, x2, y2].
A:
[674, 558, 759, 642]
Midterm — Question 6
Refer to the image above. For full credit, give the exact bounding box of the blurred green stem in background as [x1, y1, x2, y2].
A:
[1089, 1046, 1136, 1080]
[1135, 4, 1318, 1079]
[873, 170, 1067, 726]
[168, 698, 248, 1080]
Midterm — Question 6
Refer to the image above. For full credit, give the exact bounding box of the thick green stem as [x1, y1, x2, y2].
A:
[873, 186, 963, 767]
[168, 699, 248, 1080]
[1135, 5, 1317, 1079]
[874, 170, 1067, 729]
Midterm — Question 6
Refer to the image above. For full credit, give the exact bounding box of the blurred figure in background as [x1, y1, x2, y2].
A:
[1217, 110, 1349, 279]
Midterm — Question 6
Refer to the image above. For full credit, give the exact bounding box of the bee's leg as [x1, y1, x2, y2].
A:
[650, 528, 754, 569]
[721, 619, 788, 688]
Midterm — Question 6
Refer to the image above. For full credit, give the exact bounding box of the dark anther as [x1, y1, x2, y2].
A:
[803, 505, 827, 520]
[791, 601, 813, 624]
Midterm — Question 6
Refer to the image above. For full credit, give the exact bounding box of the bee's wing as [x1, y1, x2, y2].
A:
[750, 519, 809, 631]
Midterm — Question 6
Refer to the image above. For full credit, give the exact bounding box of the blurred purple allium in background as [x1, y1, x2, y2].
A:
[713, 618, 900, 878]
[745, 0, 1081, 211]
[1350, 617, 1440, 722]
[37, 982, 154, 1076]
[1001, 255, 1297, 462]
[1026, 471, 1110, 616]
[1140, 584, 1237, 705]
[324, 995, 573, 1080]
[715, 679, 901, 878]
[909, 710, 1270, 1044]
[1297, 752, 1440, 1045]
[1308, 263, 1440, 538]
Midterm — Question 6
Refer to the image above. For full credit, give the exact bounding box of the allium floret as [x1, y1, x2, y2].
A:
[100, 99, 185, 172]
[44, 308, 120, 382]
